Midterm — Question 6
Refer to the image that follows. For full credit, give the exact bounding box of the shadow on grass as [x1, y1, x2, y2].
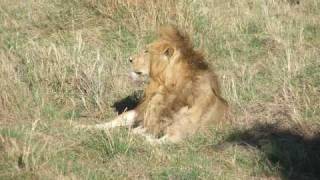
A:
[217, 123, 320, 180]
[111, 90, 143, 114]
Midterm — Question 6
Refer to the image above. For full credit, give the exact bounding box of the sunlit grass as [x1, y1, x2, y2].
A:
[0, 0, 319, 179]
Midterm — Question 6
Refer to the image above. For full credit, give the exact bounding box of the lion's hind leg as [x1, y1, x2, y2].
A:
[131, 126, 170, 145]
[142, 134, 184, 145]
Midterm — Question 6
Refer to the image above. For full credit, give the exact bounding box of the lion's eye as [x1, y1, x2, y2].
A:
[144, 50, 148, 53]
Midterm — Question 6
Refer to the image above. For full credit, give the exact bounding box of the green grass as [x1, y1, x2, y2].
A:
[0, 0, 319, 179]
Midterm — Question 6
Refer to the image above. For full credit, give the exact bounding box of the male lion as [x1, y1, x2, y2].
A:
[82, 26, 228, 144]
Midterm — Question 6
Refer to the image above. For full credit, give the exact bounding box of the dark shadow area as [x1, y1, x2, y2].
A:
[216, 123, 320, 180]
[111, 90, 143, 114]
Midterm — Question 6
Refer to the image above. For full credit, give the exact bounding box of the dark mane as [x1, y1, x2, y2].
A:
[159, 25, 208, 70]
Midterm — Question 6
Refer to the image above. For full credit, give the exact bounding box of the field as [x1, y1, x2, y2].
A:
[0, 0, 319, 179]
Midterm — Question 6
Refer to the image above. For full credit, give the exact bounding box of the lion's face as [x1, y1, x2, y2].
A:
[129, 40, 174, 83]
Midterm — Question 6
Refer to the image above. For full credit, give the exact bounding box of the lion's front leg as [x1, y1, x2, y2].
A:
[143, 92, 169, 136]
[76, 110, 137, 130]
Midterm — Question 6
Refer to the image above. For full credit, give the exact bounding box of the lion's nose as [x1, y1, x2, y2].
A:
[129, 57, 133, 63]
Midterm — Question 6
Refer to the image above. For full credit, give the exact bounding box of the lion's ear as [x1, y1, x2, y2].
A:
[163, 47, 174, 58]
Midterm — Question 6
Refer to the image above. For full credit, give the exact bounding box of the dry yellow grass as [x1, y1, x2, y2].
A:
[0, 0, 319, 179]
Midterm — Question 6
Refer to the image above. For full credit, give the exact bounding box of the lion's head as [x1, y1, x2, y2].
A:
[128, 26, 207, 88]
[129, 41, 175, 83]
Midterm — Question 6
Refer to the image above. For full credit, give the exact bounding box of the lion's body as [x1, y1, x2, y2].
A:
[130, 26, 228, 142]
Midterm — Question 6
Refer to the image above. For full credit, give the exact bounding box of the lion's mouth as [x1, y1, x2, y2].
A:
[129, 71, 149, 85]
[134, 71, 143, 75]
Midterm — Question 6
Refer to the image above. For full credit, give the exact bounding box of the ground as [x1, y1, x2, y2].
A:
[0, 0, 319, 179]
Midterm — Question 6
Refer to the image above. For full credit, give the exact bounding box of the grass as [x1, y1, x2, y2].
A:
[0, 0, 319, 179]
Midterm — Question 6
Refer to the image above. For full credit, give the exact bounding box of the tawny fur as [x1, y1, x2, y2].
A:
[130, 26, 228, 142]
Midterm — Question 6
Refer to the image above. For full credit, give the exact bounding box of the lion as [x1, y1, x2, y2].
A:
[81, 26, 228, 144]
